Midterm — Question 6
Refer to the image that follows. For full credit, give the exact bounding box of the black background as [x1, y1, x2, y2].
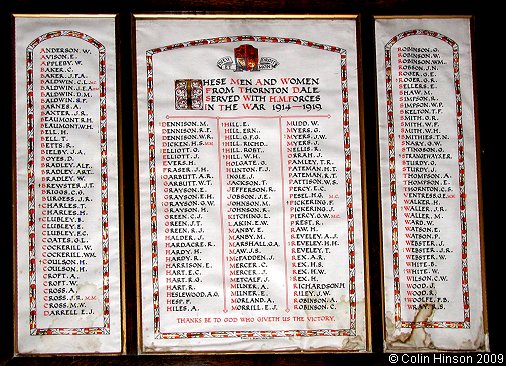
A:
[2, 1, 503, 365]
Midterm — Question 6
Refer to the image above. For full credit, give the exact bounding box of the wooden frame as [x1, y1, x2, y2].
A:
[3, 1, 501, 365]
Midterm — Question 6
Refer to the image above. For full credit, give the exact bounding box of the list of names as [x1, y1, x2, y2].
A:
[31, 40, 106, 330]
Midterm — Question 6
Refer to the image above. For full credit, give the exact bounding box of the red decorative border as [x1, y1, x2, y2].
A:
[26, 30, 110, 335]
[384, 29, 470, 329]
[146, 35, 357, 339]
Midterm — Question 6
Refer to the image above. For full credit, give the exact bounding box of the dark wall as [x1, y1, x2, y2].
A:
[2, 1, 502, 365]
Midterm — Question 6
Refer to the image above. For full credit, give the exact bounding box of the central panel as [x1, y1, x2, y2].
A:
[134, 15, 368, 353]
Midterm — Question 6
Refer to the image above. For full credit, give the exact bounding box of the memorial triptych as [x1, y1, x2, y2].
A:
[13, 14, 487, 354]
